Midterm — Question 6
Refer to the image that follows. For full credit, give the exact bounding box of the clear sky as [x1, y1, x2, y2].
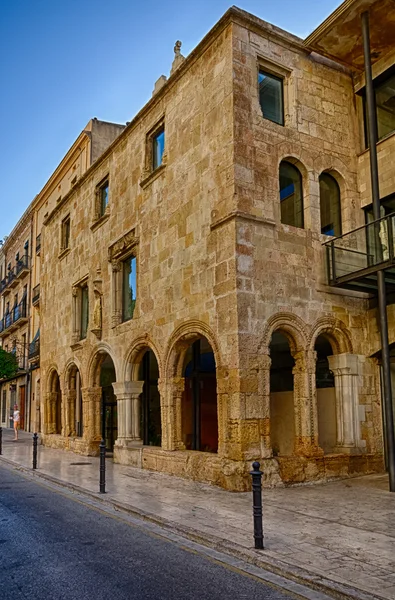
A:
[0, 0, 341, 240]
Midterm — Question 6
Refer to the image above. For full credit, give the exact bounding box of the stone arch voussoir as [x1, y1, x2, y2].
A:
[259, 312, 308, 356]
[308, 316, 353, 355]
[122, 334, 163, 381]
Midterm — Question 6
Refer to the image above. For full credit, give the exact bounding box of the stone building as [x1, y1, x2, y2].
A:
[0, 119, 124, 432]
[11, 0, 395, 490]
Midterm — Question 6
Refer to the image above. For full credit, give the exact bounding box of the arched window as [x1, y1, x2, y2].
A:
[319, 173, 341, 236]
[279, 161, 304, 228]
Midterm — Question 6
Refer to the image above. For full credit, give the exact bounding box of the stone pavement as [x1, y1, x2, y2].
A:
[1, 429, 394, 600]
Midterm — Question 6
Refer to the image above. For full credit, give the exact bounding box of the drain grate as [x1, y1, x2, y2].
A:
[69, 462, 92, 466]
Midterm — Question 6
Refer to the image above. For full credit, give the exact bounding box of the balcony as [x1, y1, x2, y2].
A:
[15, 255, 30, 279]
[32, 284, 40, 306]
[324, 213, 395, 295]
[0, 300, 28, 337]
[28, 335, 40, 363]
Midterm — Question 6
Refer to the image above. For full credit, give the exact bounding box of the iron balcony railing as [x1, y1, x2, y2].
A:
[324, 212, 395, 291]
[0, 256, 30, 294]
[29, 337, 40, 359]
[32, 283, 40, 305]
[0, 299, 28, 334]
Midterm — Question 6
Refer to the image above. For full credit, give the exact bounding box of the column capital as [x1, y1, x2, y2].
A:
[328, 353, 359, 376]
[112, 380, 144, 398]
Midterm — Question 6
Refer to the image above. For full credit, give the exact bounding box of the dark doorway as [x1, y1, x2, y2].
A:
[139, 350, 161, 446]
[100, 355, 117, 452]
[182, 338, 218, 453]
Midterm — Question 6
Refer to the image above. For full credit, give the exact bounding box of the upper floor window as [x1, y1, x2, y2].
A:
[362, 66, 395, 146]
[61, 215, 70, 251]
[96, 177, 109, 218]
[279, 161, 304, 228]
[258, 70, 284, 126]
[152, 126, 165, 170]
[319, 173, 342, 237]
[80, 285, 89, 340]
[122, 255, 137, 322]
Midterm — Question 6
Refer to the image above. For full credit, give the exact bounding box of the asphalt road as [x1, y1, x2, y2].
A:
[0, 464, 300, 600]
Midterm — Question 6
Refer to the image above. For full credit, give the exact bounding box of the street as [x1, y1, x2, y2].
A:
[0, 465, 301, 600]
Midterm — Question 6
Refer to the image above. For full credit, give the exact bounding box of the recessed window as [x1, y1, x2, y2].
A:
[61, 216, 70, 250]
[279, 161, 304, 228]
[361, 67, 395, 147]
[258, 70, 284, 126]
[122, 256, 136, 322]
[80, 285, 89, 340]
[97, 178, 109, 218]
[319, 173, 342, 237]
[152, 127, 165, 170]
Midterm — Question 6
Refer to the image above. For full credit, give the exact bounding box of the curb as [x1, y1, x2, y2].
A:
[0, 456, 384, 600]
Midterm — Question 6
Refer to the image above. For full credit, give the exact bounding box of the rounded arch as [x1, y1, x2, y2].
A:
[87, 343, 119, 387]
[164, 320, 222, 379]
[278, 154, 310, 181]
[64, 358, 83, 391]
[259, 312, 308, 355]
[308, 316, 353, 354]
[47, 365, 61, 393]
[122, 335, 163, 381]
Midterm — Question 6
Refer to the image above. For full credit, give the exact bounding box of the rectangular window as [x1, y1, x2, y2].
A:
[80, 285, 89, 340]
[61, 216, 70, 250]
[152, 127, 165, 170]
[258, 70, 284, 126]
[122, 256, 136, 322]
[361, 67, 395, 146]
[97, 178, 109, 217]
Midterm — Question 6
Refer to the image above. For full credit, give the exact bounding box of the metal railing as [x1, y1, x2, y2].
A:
[324, 213, 395, 285]
[0, 256, 30, 293]
[28, 337, 40, 359]
[32, 284, 40, 305]
[0, 299, 27, 334]
[15, 255, 30, 276]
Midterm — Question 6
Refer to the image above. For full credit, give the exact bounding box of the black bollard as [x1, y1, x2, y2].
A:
[250, 461, 264, 549]
[0, 427, 2, 455]
[99, 439, 106, 493]
[32, 433, 38, 469]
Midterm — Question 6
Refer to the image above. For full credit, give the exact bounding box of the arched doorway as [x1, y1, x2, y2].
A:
[182, 337, 218, 453]
[138, 350, 161, 446]
[315, 335, 337, 453]
[269, 331, 295, 456]
[100, 354, 117, 451]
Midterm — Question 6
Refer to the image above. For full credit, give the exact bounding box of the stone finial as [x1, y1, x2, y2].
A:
[171, 40, 185, 75]
[152, 74, 168, 97]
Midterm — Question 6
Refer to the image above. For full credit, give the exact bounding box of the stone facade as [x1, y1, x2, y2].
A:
[5, 6, 394, 490]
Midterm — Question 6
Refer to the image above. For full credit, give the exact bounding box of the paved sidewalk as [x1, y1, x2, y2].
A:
[1, 429, 394, 600]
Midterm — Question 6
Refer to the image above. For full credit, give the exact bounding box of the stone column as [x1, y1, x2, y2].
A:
[45, 392, 58, 434]
[66, 390, 76, 437]
[112, 381, 144, 447]
[259, 353, 272, 458]
[158, 377, 185, 451]
[328, 354, 362, 453]
[292, 350, 322, 457]
[81, 387, 102, 443]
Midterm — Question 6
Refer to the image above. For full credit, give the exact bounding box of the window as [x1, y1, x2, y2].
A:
[61, 216, 70, 251]
[122, 256, 136, 322]
[152, 127, 165, 170]
[96, 177, 109, 218]
[361, 67, 395, 146]
[319, 173, 341, 236]
[258, 70, 284, 126]
[279, 161, 304, 228]
[80, 285, 89, 340]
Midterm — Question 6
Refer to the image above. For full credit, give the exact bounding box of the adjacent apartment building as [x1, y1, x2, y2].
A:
[0, 119, 124, 433]
[3, 0, 395, 491]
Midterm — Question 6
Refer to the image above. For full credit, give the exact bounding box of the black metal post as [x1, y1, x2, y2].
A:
[362, 11, 395, 492]
[250, 461, 264, 549]
[0, 427, 2, 455]
[32, 433, 38, 469]
[99, 438, 106, 493]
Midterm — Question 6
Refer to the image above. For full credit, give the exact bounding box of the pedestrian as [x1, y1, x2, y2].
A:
[12, 404, 20, 441]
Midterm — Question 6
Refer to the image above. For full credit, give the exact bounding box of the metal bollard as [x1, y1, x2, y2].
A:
[250, 461, 264, 549]
[32, 433, 38, 469]
[99, 439, 106, 493]
[0, 427, 2, 455]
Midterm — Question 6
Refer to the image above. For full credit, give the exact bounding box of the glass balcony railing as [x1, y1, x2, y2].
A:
[324, 213, 395, 292]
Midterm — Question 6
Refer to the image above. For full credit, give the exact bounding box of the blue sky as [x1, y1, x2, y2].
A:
[0, 0, 341, 239]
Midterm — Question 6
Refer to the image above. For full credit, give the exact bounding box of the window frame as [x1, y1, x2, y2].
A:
[258, 69, 285, 126]
[121, 254, 137, 323]
[319, 172, 342, 237]
[61, 215, 71, 252]
[71, 276, 89, 347]
[360, 64, 395, 148]
[279, 160, 304, 229]
[95, 175, 110, 220]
